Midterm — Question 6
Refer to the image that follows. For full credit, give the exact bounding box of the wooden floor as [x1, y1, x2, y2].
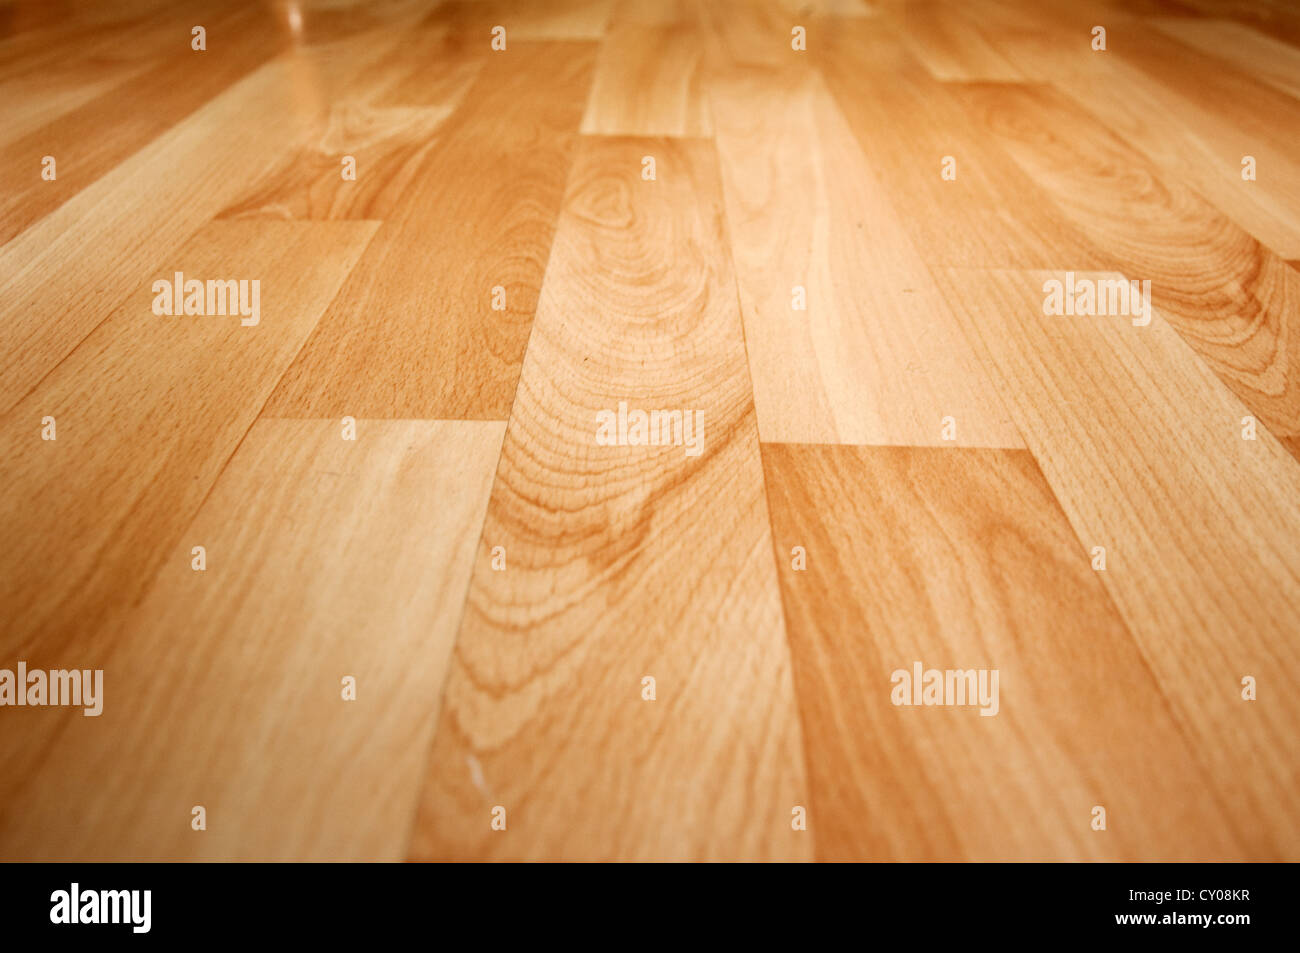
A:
[2, 0, 1299, 862]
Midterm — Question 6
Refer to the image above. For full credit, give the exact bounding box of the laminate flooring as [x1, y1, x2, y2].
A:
[1, 0, 1297, 861]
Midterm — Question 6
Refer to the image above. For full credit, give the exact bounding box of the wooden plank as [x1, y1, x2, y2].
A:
[608, 0, 701, 24]
[818, 22, 1110, 270]
[0, 2, 292, 246]
[5, 0, 1300, 865]
[953, 81, 1300, 438]
[1153, 17, 1300, 98]
[0, 220, 376, 664]
[0, 419, 504, 860]
[0, 63, 151, 148]
[899, 0, 1024, 80]
[580, 23, 711, 136]
[975, 5, 1300, 260]
[1108, 23, 1300, 258]
[406, 137, 810, 861]
[215, 104, 465, 221]
[216, 23, 481, 221]
[431, 0, 615, 39]
[0, 0, 177, 89]
[774, 0, 877, 15]
[262, 42, 595, 420]
[710, 68, 1024, 446]
[1141, 0, 1300, 48]
[692, 0, 799, 69]
[957, 6, 1118, 81]
[931, 267, 1300, 857]
[1053, 61, 1300, 262]
[0, 57, 341, 412]
[763, 443, 1248, 860]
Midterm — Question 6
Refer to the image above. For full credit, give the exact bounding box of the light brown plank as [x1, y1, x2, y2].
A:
[0, 220, 376, 664]
[953, 81, 1300, 438]
[608, 0, 700, 25]
[932, 267, 1300, 858]
[0, 418, 503, 860]
[580, 23, 711, 136]
[431, 0, 615, 39]
[406, 137, 810, 861]
[1142, 0, 1300, 48]
[0, 62, 150, 149]
[692, 0, 802, 69]
[898, 0, 1024, 80]
[774, 0, 877, 15]
[261, 42, 595, 420]
[1061, 62, 1300, 263]
[976, 6, 1300, 260]
[0, 0, 189, 92]
[6, 0, 1300, 865]
[0, 57, 345, 412]
[215, 22, 481, 221]
[710, 68, 1024, 446]
[1111, 27, 1300, 260]
[818, 22, 1110, 270]
[764, 443, 1248, 860]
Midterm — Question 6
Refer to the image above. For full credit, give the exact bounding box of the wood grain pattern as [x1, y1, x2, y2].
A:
[953, 81, 1300, 438]
[0, 220, 376, 663]
[977, 6, 1300, 259]
[0, 57, 338, 411]
[774, 0, 877, 16]
[1051, 59, 1300, 263]
[1153, 17, 1300, 99]
[692, 0, 796, 69]
[433, 0, 616, 39]
[932, 267, 1300, 857]
[0, 418, 503, 860]
[581, 22, 711, 136]
[0, 2, 293, 245]
[0, 0, 207, 130]
[3, 0, 1299, 863]
[898, 0, 1024, 80]
[1112, 27, 1300, 260]
[711, 68, 1023, 446]
[1, 61, 149, 149]
[407, 137, 809, 861]
[215, 23, 480, 222]
[261, 42, 595, 419]
[819, 22, 1111, 270]
[764, 443, 1247, 861]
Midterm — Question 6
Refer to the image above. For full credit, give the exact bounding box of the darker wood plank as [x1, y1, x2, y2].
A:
[262, 42, 595, 419]
[0, 3, 291, 245]
[763, 443, 1252, 861]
